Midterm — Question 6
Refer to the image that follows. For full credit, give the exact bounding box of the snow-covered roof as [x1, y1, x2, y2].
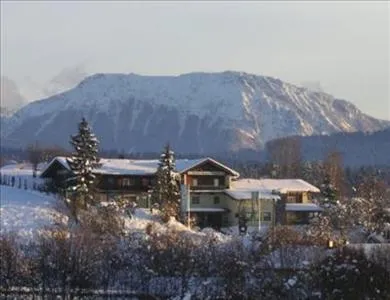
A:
[41, 156, 239, 176]
[285, 203, 323, 212]
[367, 233, 387, 243]
[231, 178, 320, 194]
[225, 190, 280, 201]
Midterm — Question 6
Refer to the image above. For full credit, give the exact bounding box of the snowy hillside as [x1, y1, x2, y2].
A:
[2, 71, 389, 153]
[0, 186, 64, 239]
[0, 163, 61, 239]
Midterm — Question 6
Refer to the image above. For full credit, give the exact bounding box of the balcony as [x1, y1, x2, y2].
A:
[189, 185, 226, 191]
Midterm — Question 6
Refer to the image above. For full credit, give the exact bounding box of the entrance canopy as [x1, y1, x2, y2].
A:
[225, 190, 280, 201]
[285, 203, 323, 212]
[184, 207, 228, 213]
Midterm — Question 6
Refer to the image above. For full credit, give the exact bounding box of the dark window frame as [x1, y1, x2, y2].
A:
[191, 195, 200, 205]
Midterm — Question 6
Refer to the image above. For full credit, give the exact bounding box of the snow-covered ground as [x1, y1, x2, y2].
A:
[0, 162, 46, 189]
[0, 185, 64, 239]
[0, 162, 63, 239]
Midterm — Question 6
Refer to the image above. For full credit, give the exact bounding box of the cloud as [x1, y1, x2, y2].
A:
[0, 76, 26, 113]
[42, 63, 90, 97]
[300, 81, 325, 93]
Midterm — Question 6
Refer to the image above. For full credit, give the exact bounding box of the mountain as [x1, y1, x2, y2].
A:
[2, 71, 389, 152]
[296, 127, 390, 167]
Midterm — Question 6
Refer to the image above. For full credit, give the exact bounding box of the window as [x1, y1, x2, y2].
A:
[214, 178, 220, 187]
[262, 212, 272, 222]
[141, 177, 149, 187]
[191, 195, 200, 205]
[121, 178, 134, 187]
[222, 215, 229, 227]
[213, 196, 220, 204]
[107, 177, 115, 184]
[286, 193, 297, 203]
[192, 178, 198, 186]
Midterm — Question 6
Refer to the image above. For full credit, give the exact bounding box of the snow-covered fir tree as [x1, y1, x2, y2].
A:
[321, 173, 337, 207]
[310, 172, 361, 244]
[151, 143, 181, 222]
[66, 117, 100, 216]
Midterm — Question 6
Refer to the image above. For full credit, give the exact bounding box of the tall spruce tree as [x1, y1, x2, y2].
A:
[66, 117, 100, 216]
[321, 173, 337, 206]
[151, 143, 181, 222]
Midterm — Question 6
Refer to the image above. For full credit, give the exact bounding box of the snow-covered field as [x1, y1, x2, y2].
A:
[0, 185, 63, 239]
[0, 162, 62, 239]
[0, 162, 46, 188]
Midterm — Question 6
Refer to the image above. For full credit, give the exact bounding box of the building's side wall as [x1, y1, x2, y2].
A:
[93, 174, 154, 208]
[279, 191, 317, 225]
[232, 198, 276, 226]
[95, 174, 154, 192]
[282, 191, 311, 204]
[188, 192, 235, 227]
[94, 191, 151, 207]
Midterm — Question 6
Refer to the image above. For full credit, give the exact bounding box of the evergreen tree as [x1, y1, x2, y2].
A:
[151, 143, 181, 222]
[321, 173, 337, 206]
[66, 118, 100, 218]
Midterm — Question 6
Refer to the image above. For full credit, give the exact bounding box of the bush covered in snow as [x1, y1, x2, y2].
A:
[313, 247, 390, 299]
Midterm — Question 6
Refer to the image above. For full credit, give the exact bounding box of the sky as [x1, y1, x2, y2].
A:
[1, 1, 389, 120]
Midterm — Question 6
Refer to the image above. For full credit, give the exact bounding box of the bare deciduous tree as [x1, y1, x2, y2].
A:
[27, 141, 43, 178]
[266, 136, 302, 178]
[323, 150, 347, 200]
[356, 173, 390, 234]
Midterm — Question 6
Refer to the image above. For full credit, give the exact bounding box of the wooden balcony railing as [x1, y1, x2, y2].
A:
[189, 185, 226, 190]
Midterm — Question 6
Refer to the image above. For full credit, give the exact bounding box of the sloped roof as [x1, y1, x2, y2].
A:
[41, 156, 239, 177]
[230, 178, 320, 194]
[176, 157, 239, 176]
[225, 189, 280, 201]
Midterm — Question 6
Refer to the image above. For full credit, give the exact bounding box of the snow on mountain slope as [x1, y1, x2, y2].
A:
[2, 71, 389, 153]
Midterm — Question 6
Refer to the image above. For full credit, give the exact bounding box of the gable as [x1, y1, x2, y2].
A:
[40, 159, 72, 178]
[190, 161, 225, 172]
[183, 158, 239, 176]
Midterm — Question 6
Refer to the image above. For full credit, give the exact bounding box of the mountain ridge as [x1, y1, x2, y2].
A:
[2, 71, 389, 152]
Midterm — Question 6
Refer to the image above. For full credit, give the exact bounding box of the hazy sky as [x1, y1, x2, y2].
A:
[1, 1, 389, 120]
